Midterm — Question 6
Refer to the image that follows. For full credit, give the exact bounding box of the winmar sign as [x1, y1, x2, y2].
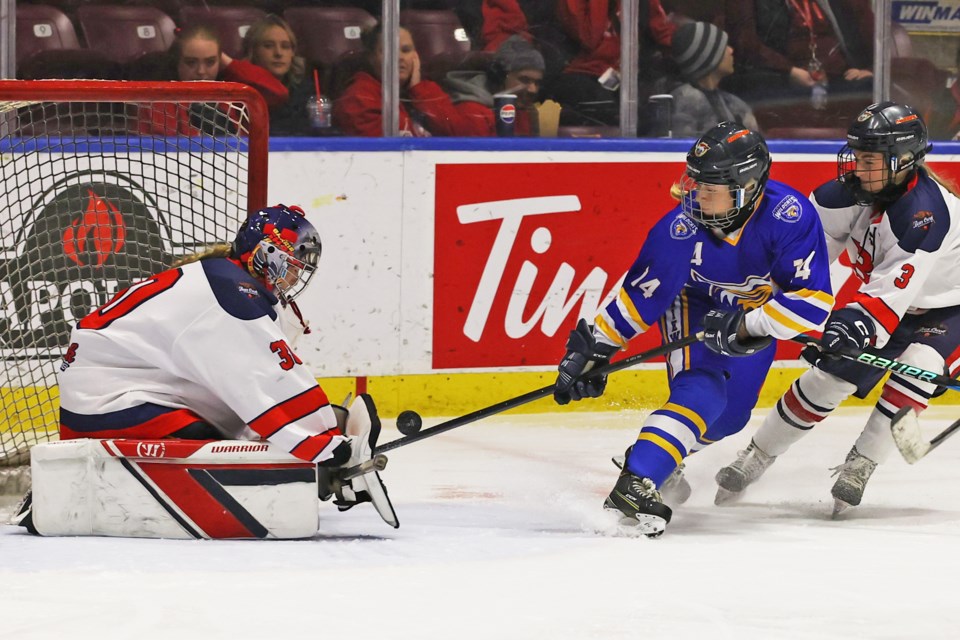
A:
[0, 171, 172, 359]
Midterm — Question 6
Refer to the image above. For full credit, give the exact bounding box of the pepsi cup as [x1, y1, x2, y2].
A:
[493, 93, 517, 137]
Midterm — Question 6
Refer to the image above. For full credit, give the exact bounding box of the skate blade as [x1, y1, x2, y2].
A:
[832, 498, 852, 518]
[714, 486, 743, 506]
[615, 514, 667, 538]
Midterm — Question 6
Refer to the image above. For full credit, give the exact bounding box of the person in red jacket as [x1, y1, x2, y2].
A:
[333, 24, 474, 137]
[138, 25, 289, 136]
[551, 0, 676, 126]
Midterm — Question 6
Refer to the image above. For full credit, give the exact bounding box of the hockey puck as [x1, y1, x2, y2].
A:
[396, 410, 423, 436]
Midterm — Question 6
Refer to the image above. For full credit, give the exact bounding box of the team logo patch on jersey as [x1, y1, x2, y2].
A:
[670, 214, 698, 239]
[772, 195, 802, 223]
[238, 282, 261, 298]
[913, 211, 934, 230]
[694, 141, 710, 157]
[918, 324, 947, 337]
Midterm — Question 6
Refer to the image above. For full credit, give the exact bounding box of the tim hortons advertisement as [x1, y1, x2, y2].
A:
[432, 159, 960, 370]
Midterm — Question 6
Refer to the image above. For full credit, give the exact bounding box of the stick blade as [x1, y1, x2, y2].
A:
[890, 407, 930, 464]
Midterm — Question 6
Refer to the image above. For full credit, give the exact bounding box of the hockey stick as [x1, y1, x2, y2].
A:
[368, 331, 704, 457]
[890, 407, 960, 464]
[787, 336, 960, 392]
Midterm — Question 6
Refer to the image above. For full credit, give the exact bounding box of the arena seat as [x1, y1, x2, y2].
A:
[283, 7, 377, 71]
[16, 4, 81, 68]
[77, 5, 177, 64]
[179, 6, 267, 59]
[17, 48, 121, 81]
[399, 9, 472, 68]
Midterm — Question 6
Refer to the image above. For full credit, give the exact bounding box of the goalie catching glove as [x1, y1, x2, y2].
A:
[318, 393, 398, 528]
[554, 319, 620, 405]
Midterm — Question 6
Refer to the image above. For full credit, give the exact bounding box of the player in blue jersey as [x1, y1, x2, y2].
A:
[553, 122, 834, 537]
[714, 102, 960, 515]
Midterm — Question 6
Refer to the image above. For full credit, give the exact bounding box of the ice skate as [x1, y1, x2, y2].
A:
[612, 449, 691, 505]
[829, 446, 878, 517]
[714, 439, 776, 505]
[604, 470, 673, 538]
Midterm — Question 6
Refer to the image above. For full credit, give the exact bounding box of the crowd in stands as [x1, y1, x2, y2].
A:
[11, 0, 960, 139]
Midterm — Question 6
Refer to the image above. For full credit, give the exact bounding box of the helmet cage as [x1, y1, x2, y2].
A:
[838, 102, 930, 205]
[250, 236, 319, 302]
[232, 204, 322, 303]
[679, 172, 756, 230]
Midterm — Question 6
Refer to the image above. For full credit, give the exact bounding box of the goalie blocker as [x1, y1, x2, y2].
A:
[22, 394, 397, 539]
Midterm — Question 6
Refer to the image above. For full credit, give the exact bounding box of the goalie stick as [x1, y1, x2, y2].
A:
[890, 407, 960, 464]
[787, 336, 960, 392]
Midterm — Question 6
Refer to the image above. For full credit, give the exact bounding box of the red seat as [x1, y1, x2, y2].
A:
[16, 4, 81, 68]
[77, 5, 177, 64]
[179, 6, 267, 59]
[282, 7, 377, 71]
[17, 48, 121, 80]
[400, 9, 472, 68]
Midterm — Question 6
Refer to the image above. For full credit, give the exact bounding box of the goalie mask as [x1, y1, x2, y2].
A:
[680, 122, 771, 232]
[231, 204, 321, 302]
[838, 101, 931, 205]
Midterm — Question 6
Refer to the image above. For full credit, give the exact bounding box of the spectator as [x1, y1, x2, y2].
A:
[667, 21, 759, 138]
[444, 35, 545, 136]
[723, 0, 874, 109]
[139, 25, 289, 136]
[242, 15, 314, 136]
[333, 24, 469, 137]
[551, 0, 676, 126]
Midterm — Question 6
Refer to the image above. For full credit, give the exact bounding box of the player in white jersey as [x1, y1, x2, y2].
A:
[52, 204, 395, 524]
[715, 102, 960, 514]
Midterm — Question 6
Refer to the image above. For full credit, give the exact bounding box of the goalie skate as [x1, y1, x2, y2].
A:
[342, 393, 399, 529]
[714, 439, 776, 505]
[829, 446, 877, 517]
[604, 470, 672, 538]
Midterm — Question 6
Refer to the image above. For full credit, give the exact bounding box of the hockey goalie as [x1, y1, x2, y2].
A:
[14, 204, 397, 539]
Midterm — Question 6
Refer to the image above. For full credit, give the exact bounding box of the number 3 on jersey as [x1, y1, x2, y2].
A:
[270, 339, 303, 370]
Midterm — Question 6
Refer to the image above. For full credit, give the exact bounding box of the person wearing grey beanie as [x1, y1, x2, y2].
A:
[443, 34, 545, 135]
[664, 21, 759, 138]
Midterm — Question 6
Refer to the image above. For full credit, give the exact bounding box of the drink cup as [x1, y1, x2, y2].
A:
[493, 93, 517, 137]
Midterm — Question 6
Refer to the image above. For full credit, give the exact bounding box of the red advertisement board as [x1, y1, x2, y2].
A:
[433, 159, 959, 369]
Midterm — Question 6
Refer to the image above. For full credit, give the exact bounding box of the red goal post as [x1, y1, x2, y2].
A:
[0, 80, 270, 490]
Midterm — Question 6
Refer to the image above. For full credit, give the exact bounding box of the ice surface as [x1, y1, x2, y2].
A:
[2, 406, 959, 640]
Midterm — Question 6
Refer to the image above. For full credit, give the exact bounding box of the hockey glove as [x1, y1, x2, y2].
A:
[802, 308, 875, 364]
[554, 319, 620, 405]
[702, 308, 773, 357]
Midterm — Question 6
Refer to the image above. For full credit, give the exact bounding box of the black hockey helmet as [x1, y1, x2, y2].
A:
[838, 101, 931, 205]
[681, 121, 771, 231]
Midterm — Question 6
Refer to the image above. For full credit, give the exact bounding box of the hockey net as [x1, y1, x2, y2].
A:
[0, 81, 269, 494]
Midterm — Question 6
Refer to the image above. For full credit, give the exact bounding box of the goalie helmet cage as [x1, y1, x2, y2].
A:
[0, 80, 269, 493]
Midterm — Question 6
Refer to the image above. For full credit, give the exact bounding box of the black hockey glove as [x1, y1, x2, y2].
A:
[702, 308, 773, 357]
[554, 318, 620, 405]
[802, 308, 875, 364]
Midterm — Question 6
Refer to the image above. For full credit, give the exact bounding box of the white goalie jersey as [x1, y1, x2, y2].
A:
[812, 168, 960, 347]
[57, 257, 347, 464]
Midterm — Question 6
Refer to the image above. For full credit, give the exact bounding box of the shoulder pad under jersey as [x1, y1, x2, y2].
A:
[887, 173, 950, 253]
[201, 258, 278, 321]
[812, 179, 857, 209]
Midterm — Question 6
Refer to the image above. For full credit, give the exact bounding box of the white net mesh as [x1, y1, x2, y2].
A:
[0, 81, 267, 482]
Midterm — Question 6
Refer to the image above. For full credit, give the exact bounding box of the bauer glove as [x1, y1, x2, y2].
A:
[554, 319, 620, 405]
[702, 308, 773, 357]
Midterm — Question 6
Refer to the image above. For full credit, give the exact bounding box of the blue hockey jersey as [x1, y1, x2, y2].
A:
[595, 179, 835, 346]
